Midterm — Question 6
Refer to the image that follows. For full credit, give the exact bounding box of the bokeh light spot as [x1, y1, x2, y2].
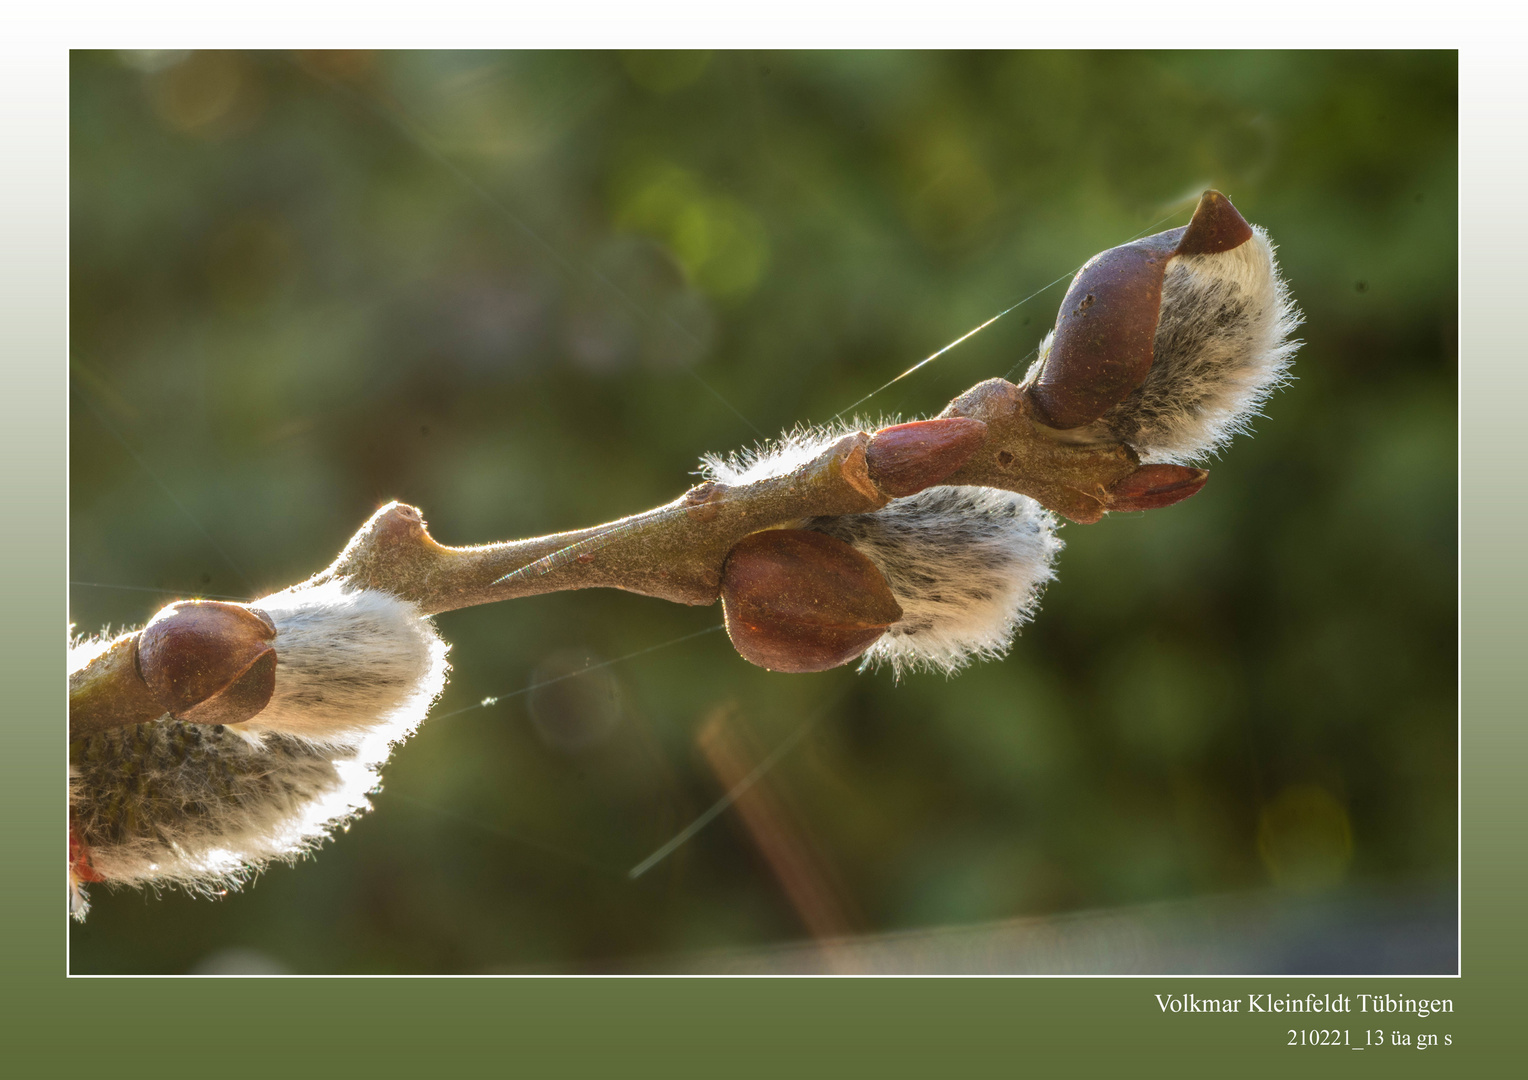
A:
[1257, 784, 1354, 891]
[205, 212, 298, 314]
[117, 50, 190, 75]
[527, 649, 625, 753]
[675, 197, 770, 297]
[146, 51, 264, 138]
[293, 50, 377, 82]
[614, 163, 770, 298]
[621, 51, 712, 95]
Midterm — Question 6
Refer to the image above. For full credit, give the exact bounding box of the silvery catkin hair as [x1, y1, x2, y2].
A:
[1025, 225, 1300, 464]
[68, 580, 449, 917]
[705, 424, 1062, 676]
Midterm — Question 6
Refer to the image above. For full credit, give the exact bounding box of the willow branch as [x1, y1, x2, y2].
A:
[68, 375, 1198, 742]
[309, 430, 889, 614]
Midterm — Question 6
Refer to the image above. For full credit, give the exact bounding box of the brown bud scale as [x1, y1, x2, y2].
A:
[1029, 190, 1254, 430]
[1107, 464, 1209, 511]
[136, 600, 278, 725]
[721, 529, 902, 673]
[865, 417, 988, 497]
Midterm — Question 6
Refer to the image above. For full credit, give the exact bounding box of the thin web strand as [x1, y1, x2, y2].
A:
[492, 502, 698, 586]
[70, 581, 255, 603]
[627, 686, 848, 880]
[492, 207, 1196, 588]
[830, 201, 1198, 423]
[829, 272, 1075, 423]
[1003, 343, 1043, 385]
[432, 624, 725, 721]
[385, 791, 620, 876]
[72, 385, 255, 593]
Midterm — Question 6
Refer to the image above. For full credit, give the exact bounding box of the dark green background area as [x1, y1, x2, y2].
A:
[67, 50, 1456, 975]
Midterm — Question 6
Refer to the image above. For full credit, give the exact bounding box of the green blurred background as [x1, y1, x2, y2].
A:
[68, 50, 1457, 973]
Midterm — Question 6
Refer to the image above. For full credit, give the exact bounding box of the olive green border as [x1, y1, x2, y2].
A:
[9, 45, 1511, 1076]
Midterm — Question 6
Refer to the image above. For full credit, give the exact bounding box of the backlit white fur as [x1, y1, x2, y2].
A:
[72, 726, 373, 895]
[1023, 227, 1300, 463]
[248, 580, 451, 748]
[701, 422, 868, 486]
[69, 582, 449, 916]
[706, 426, 1062, 676]
[1114, 228, 1301, 462]
[811, 487, 1061, 676]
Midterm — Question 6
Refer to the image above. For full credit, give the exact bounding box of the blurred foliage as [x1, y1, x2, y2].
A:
[68, 50, 1456, 973]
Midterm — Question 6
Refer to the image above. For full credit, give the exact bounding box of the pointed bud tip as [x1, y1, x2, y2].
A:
[1107, 464, 1209, 511]
[866, 417, 987, 497]
[1175, 190, 1254, 256]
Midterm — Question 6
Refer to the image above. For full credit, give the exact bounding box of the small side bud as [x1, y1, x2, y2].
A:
[136, 600, 278, 725]
[1106, 464, 1209, 511]
[865, 418, 988, 497]
[721, 529, 903, 673]
[68, 826, 102, 921]
[69, 827, 104, 884]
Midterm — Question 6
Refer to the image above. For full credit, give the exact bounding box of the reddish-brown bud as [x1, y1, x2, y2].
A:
[1029, 190, 1254, 430]
[866, 417, 988, 497]
[1106, 464, 1209, 511]
[135, 600, 278, 725]
[721, 529, 903, 673]
[69, 825, 105, 884]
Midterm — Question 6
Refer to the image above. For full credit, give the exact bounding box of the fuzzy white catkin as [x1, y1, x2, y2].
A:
[1025, 226, 1301, 464]
[705, 425, 1062, 676]
[69, 581, 449, 915]
[247, 581, 451, 748]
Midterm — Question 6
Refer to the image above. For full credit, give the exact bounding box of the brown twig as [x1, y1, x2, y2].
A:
[68, 376, 1200, 741]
